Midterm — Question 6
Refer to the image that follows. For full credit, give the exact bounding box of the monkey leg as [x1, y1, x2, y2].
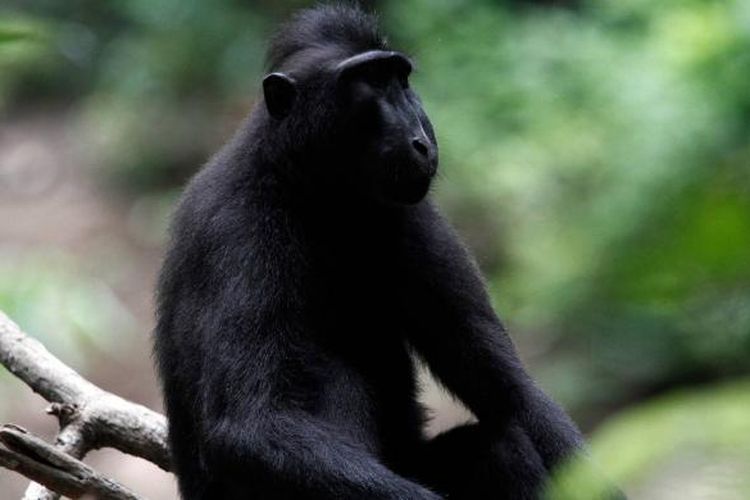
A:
[414, 422, 547, 500]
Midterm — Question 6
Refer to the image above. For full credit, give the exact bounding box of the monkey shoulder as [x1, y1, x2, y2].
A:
[163, 158, 310, 312]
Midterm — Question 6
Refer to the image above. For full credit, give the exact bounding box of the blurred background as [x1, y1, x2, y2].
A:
[1, 0, 749, 498]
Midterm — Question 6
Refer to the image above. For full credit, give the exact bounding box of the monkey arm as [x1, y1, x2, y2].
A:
[400, 201, 584, 469]
[202, 407, 441, 499]
[194, 303, 442, 500]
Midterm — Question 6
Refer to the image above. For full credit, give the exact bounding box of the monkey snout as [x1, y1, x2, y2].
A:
[417, 155, 438, 178]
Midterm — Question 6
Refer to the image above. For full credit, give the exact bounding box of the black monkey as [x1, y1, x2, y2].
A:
[155, 4, 590, 499]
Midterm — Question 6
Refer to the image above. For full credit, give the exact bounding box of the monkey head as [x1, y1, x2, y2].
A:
[262, 49, 439, 206]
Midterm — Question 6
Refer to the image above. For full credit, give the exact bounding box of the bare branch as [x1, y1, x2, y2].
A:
[0, 426, 142, 500]
[0, 313, 105, 404]
[23, 422, 89, 500]
[0, 310, 173, 498]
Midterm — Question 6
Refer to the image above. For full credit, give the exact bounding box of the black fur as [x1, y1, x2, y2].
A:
[155, 4, 587, 499]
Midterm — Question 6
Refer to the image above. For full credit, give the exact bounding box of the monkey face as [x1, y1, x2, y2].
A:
[336, 51, 439, 205]
[262, 50, 439, 205]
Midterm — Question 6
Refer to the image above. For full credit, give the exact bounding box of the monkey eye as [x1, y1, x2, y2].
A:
[360, 63, 391, 89]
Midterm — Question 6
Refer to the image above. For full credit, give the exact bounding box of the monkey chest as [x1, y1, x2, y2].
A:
[315, 249, 403, 325]
[313, 340, 422, 452]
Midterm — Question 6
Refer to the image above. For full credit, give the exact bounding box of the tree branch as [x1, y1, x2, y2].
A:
[0, 425, 142, 500]
[0, 310, 172, 499]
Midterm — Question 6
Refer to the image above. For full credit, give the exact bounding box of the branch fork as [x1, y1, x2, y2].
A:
[0, 310, 172, 499]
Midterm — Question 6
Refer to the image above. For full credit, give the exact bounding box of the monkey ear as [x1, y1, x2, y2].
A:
[263, 72, 297, 119]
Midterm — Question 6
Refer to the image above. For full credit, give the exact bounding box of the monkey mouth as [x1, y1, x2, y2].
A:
[387, 175, 432, 205]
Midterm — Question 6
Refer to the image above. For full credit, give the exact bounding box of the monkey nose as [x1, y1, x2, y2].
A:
[411, 138, 430, 158]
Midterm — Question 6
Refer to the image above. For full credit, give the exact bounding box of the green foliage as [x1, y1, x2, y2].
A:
[547, 379, 750, 498]
[0, 16, 57, 106]
[0, 1, 282, 190]
[0, 253, 137, 370]
[0, 23, 37, 43]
